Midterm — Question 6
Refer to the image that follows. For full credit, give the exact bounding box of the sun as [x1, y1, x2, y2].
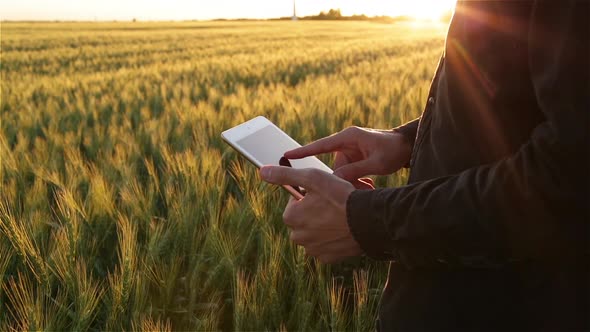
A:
[390, 0, 456, 21]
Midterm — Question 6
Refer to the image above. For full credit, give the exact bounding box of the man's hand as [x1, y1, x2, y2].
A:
[285, 126, 412, 183]
[259, 166, 362, 263]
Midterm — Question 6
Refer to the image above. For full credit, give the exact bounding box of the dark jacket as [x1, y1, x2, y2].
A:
[346, 1, 589, 330]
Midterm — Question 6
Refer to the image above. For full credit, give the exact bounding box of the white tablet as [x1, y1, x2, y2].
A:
[221, 116, 332, 198]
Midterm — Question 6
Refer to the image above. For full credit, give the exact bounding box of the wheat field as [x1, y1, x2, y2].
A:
[0, 21, 446, 330]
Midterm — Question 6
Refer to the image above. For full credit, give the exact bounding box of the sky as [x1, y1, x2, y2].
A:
[0, 0, 456, 21]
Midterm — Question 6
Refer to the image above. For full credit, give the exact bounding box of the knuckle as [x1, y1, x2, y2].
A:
[282, 198, 299, 225]
[344, 126, 360, 135]
[348, 126, 365, 134]
[308, 169, 330, 190]
[317, 255, 330, 264]
[306, 168, 328, 189]
[305, 247, 318, 257]
[274, 167, 287, 181]
[326, 255, 339, 264]
[303, 168, 321, 184]
[290, 231, 304, 245]
[283, 209, 298, 227]
[282, 209, 292, 224]
[314, 168, 330, 181]
[306, 168, 322, 179]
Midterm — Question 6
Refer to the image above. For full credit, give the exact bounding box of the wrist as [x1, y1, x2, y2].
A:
[390, 130, 413, 169]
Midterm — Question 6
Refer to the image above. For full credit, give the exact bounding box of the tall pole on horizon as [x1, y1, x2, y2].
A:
[292, 0, 297, 20]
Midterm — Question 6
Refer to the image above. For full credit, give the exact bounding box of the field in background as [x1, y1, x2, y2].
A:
[0, 21, 446, 330]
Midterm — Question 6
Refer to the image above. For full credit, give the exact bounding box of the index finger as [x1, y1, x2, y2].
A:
[284, 132, 349, 160]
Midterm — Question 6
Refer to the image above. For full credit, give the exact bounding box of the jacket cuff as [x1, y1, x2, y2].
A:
[392, 118, 420, 148]
[392, 119, 420, 168]
[346, 189, 397, 260]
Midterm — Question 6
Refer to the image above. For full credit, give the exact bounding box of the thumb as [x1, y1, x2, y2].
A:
[333, 159, 378, 182]
[260, 166, 315, 190]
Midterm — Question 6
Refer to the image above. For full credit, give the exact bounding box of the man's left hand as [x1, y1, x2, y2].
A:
[259, 166, 364, 263]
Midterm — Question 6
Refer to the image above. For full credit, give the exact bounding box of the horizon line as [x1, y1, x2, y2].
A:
[1, 15, 445, 24]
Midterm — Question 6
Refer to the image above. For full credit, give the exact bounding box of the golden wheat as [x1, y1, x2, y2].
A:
[0, 20, 446, 330]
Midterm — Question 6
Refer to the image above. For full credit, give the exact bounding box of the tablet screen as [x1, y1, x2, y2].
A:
[236, 125, 331, 172]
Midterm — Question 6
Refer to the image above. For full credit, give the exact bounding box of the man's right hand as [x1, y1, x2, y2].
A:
[285, 126, 413, 184]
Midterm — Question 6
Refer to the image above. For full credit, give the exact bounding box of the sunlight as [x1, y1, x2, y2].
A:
[384, 0, 456, 21]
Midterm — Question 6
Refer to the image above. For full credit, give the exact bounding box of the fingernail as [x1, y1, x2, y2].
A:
[260, 167, 271, 180]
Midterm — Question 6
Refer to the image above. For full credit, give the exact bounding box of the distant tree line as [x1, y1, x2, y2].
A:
[273, 8, 453, 23]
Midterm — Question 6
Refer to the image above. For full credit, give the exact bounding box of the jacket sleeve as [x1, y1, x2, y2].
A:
[392, 118, 420, 148]
[392, 119, 420, 169]
[346, 1, 589, 265]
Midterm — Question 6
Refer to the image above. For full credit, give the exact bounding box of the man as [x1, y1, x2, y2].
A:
[260, 1, 589, 331]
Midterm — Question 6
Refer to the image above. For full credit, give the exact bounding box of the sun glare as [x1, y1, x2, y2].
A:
[390, 0, 456, 21]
